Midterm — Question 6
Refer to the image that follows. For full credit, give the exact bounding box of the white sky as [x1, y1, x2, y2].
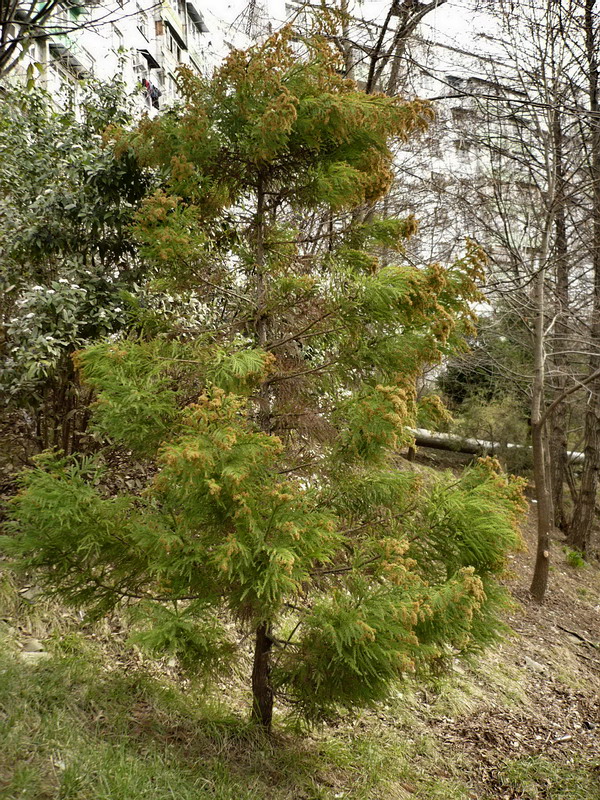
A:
[197, 0, 500, 78]
[200, 0, 487, 37]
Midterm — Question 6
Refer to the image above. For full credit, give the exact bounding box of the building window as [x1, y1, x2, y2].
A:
[81, 46, 95, 74]
[112, 24, 124, 51]
[137, 6, 149, 40]
[166, 28, 181, 61]
[189, 56, 202, 74]
[49, 58, 78, 110]
[34, 38, 47, 65]
[454, 138, 472, 154]
[186, 2, 208, 34]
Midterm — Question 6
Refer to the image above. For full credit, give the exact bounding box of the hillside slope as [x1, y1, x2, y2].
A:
[1, 472, 599, 800]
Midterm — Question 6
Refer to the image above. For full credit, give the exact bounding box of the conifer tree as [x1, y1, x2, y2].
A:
[5, 30, 525, 731]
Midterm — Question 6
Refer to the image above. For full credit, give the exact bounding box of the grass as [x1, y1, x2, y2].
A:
[1, 562, 599, 800]
[0, 569, 476, 800]
[0, 646, 476, 800]
[563, 547, 587, 569]
[490, 755, 600, 800]
[4, 628, 598, 800]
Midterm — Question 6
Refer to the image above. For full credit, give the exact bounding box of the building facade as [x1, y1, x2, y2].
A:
[2, 0, 251, 113]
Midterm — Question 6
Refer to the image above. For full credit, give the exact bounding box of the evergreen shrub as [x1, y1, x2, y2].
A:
[4, 30, 525, 730]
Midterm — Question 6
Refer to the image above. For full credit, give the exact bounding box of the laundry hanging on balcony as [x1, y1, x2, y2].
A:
[141, 78, 161, 109]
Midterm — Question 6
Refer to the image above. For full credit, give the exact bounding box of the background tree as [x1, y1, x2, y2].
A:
[417, 0, 600, 598]
[239, 0, 449, 94]
[562, 0, 600, 555]
[466, 1, 586, 600]
[0, 81, 150, 465]
[6, 30, 524, 731]
[1, 0, 68, 77]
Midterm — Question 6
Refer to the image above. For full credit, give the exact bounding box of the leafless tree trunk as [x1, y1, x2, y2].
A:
[549, 110, 571, 532]
[530, 267, 553, 602]
[567, 0, 600, 555]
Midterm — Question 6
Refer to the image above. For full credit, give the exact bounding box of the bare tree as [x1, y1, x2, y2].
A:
[416, 0, 600, 599]
[1, 0, 65, 77]
[564, 0, 600, 554]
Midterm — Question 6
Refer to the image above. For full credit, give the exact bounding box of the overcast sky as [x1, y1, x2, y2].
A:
[197, 0, 501, 80]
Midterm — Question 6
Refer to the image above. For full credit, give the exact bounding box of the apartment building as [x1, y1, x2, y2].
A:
[2, 0, 240, 113]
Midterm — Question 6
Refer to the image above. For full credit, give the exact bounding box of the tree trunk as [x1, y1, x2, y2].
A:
[567, 0, 600, 554]
[250, 174, 275, 729]
[530, 269, 552, 602]
[569, 403, 600, 553]
[548, 110, 570, 532]
[549, 410, 568, 531]
[340, 0, 355, 80]
[365, 1, 448, 96]
[365, 4, 395, 94]
[251, 622, 274, 730]
[530, 421, 552, 602]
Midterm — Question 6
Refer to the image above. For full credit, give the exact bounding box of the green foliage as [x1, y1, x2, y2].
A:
[5, 31, 523, 729]
[563, 547, 586, 569]
[273, 576, 423, 719]
[6, 446, 524, 725]
[438, 313, 532, 412]
[78, 339, 273, 456]
[416, 393, 453, 430]
[410, 459, 524, 579]
[439, 311, 532, 474]
[452, 394, 529, 445]
[334, 385, 414, 464]
[2, 272, 127, 400]
[0, 84, 146, 286]
[78, 340, 184, 456]
[128, 601, 236, 677]
[0, 83, 150, 459]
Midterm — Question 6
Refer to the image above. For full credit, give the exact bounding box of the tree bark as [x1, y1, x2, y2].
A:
[567, 0, 600, 554]
[250, 173, 275, 729]
[364, 1, 447, 95]
[530, 420, 552, 602]
[548, 110, 570, 532]
[251, 622, 274, 730]
[570, 399, 600, 553]
[530, 269, 552, 602]
[340, 0, 355, 80]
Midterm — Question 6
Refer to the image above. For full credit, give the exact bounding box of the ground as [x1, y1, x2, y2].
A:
[1, 448, 599, 799]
